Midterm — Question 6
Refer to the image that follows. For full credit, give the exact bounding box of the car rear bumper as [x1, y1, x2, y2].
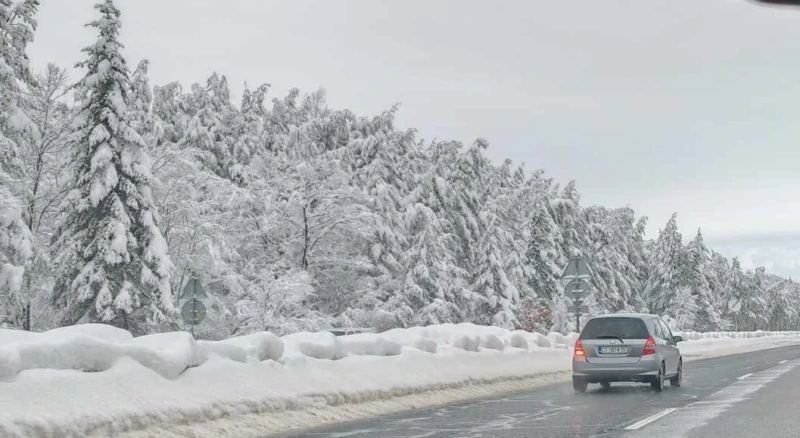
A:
[572, 357, 660, 383]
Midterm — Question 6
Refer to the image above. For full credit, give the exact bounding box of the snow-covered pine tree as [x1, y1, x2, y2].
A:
[394, 153, 466, 326]
[707, 251, 734, 329]
[685, 229, 721, 331]
[0, 0, 38, 122]
[230, 83, 269, 183]
[494, 162, 535, 315]
[643, 213, 683, 316]
[127, 59, 152, 143]
[52, 0, 172, 332]
[526, 190, 562, 303]
[179, 73, 237, 180]
[0, 169, 33, 327]
[582, 206, 646, 313]
[764, 276, 794, 331]
[0, 0, 38, 328]
[739, 266, 768, 330]
[471, 155, 527, 328]
[346, 108, 419, 313]
[550, 181, 585, 260]
[0, 0, 39, 183]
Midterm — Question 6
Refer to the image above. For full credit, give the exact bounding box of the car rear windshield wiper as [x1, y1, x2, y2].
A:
[595, 335, 625, 343]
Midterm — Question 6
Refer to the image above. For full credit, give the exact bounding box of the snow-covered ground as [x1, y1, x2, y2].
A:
[1, 324, 799, 438]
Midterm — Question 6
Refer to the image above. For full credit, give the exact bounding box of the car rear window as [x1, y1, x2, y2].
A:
[579, 317, 649, 340]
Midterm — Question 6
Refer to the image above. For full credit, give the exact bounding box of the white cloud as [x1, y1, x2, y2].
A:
[708, 233, 800, 279]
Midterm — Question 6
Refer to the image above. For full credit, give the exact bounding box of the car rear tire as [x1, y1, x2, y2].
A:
[600, 381, 611, 389]
[670, 360, 682, 387]
[651, 363, 665, 392]
[573, 377, 588, 393]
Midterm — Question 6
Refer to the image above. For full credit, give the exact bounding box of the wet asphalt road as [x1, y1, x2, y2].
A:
[288, 345, 800, 438]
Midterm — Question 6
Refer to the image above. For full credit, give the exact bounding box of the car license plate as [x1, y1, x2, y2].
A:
[598, 346, 629, 354]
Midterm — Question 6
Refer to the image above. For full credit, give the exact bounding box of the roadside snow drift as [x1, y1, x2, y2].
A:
[1, 324, 800, 438]
[0, 324, 283, 380]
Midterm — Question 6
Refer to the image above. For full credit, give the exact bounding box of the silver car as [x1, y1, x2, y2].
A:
[572, 313, 683, 392]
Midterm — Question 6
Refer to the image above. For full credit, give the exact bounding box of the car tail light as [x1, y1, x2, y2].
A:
[573, 339, 585, 358]
[643, 336, 656, 355]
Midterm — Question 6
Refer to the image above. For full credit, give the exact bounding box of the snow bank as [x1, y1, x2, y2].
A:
[0, 326, 284, 380]
[281, 331, 337, 360]
[451, 334, 480, 352]
[197, 340, 248, 363]
[0, 329, 38, 345]
[0, 343, 572, 438]
[220, 332, 284, 361]
[507, 330, 530, 349]
[334, 333, 402, 359]
[479, 334, 506, 351]
[547, 331, 566, 347]
[383, 323, 507, 349]
[410, 337, 438, 353]
[45, 323, 134, 343]
[3, 324, 800, 438]
[129, 332, 200, 377]
[675, 330, 800, 341]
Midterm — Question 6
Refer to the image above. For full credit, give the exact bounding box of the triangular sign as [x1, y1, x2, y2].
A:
[560, 257, 594, 280]
[180, 278, 207, 299]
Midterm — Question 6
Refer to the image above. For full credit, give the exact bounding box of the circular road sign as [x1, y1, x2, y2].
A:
[565, 279, 592, 300]
[181, 299, 206, 325]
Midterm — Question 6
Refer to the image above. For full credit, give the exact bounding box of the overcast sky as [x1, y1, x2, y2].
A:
[27, 0, 800, 277]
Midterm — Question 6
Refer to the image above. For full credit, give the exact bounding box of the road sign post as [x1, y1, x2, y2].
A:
[180, 278, 207, 337]
[560, 257, 593, 332]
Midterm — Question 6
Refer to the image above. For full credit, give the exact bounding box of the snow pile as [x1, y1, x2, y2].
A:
[410, 337, 438, 353]
[5, 323, 800, 383]
[382, 323, 534, 353]
[281, 331, 337, 360]
[675, 330, 800, 341]
[334, 333, 402, 359]
[219, 332, 284, 361]
[0, 341, 572, 438]
[0, 325, 283, 380]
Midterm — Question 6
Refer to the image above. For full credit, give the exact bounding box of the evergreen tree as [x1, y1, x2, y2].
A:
[179, 73, 237, 180]
[127, 59, 152, 144]
[230, 83, 269, 182]
[526, 192, 562, 302]
[643, 213, 683, 316]
[0, 0, 38, 328]
[0, 174, 33, 327]
[52, 0, 172, 332]
[685, 229, 721, 331]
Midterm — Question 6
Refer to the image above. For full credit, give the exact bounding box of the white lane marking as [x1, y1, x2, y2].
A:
[623, 359, 800, 437]
[780, 360, 788, 364]
[624, 408, 678, 430]
[737, 373, 753, 380]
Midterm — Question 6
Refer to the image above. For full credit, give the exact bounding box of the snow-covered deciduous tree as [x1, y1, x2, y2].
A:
[11, 64, 73, 330]
[52, 0, 172, 333]
[18, 64, 73, 234]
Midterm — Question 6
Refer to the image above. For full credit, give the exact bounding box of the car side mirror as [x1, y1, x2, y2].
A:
[673, 335, 683, 343]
